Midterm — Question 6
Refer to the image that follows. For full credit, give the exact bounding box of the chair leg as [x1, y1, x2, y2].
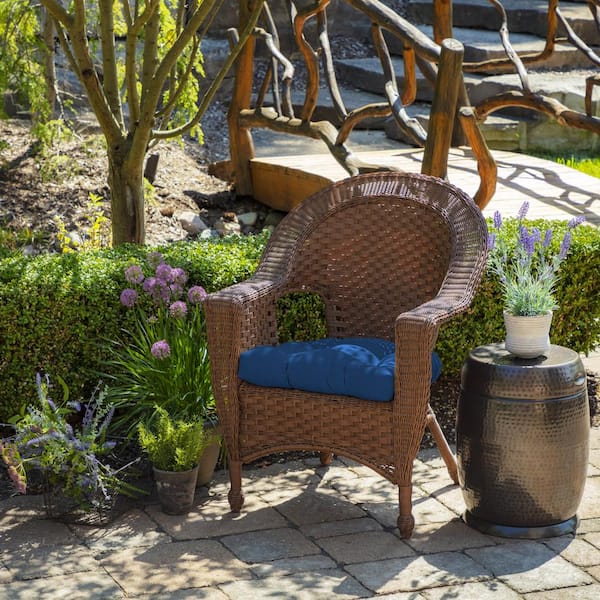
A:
[319, 451, 333, 466]
[227, 460, 245, 512]
[426, 404, 459, 484]
[397, 484, 415, 538]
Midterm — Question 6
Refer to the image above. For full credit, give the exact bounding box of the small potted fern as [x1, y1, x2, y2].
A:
[138, 407, 209, 514]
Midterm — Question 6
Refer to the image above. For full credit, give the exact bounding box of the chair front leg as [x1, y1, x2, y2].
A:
[227, 460, 245, 512]
[397, 483, 415, 538]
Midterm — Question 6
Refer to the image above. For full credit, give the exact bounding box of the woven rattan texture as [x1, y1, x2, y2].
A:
[205, 172, 489, 537]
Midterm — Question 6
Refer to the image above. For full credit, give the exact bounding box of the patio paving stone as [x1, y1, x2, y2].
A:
[523, 583, 600, 599]
[0, 571, 125, 599]
[346, 551, 492, 594]
[218, 568, 370, 599]
[0, 517, 77, 550]
[544, 536, 600, 567]
[300, 516, 383, 539]
[404, 519, 496, 554]
[249, 554, 338, 577]
[145, 495, 288, 539]
[466, 541, 594, 594]
[100, 539, 250, 595]
[73, 508, 170, 556]
[315, 530, 415, 564]
[220, 527, 320, 562]
[0, 542, 98, 580]
[422, 580, 523, 599]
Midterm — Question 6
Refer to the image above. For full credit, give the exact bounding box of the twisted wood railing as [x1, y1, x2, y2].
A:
[226, 0, 600, 210]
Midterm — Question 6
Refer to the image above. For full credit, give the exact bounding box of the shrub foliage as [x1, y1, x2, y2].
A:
[0, 222, 598, 421]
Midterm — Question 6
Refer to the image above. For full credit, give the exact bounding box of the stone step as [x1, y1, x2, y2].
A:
[407, 0, 600, 45]
[384, 25, 599, 71]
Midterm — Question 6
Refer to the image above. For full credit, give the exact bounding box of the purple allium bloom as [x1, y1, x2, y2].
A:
[559, 231, 572, 260]
[170, 283, 184, 299]
[517, 201, 530, 220]
[493, 210, 502, 230]
[542, 229, 553, 248]
[568, 215, 586, 229]
[142, 277, 157, 294]
[171, 267, 187, 285]
[151, 340, 171, 359]
[124, 264, 144, 285]
[487, 233, 496, 250]
[156, 263, 173, 283]
[120, 288, 138, 308]
[147, 252, 164, 270]
[188, 285, 208, 304]
[169, 300, 188, 319]
[153, 279, 171, 304]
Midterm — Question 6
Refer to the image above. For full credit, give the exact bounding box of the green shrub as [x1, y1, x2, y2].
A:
[1, 220, 598, 422]
[0, 235, 265, 422]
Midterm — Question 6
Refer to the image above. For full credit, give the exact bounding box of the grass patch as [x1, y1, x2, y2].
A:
[529, 151, 600, 178]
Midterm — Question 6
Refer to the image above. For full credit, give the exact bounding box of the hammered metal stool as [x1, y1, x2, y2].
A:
[205, 172, 489, 538]
[457, 343, 590, 538]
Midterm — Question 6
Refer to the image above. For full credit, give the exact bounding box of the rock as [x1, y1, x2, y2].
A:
[21, 244, 37, 257]
[238, 212, 258, 226]
[264, 211, 286, 229]
[160, 205, 175, 217]
[66, 231, 83, 248]
[199, 228, 219, 239]
[177, 211, 208, 235]
[214, 217, 241, 236]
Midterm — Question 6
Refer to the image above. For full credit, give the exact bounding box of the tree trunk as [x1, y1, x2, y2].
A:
[108, 149, 145, 245]
[42, 8, 57, 118]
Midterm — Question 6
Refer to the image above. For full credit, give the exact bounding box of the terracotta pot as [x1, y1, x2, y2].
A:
[153, 465, 199, 515]
[196, 421, 221, 487]
[504, 310, 552, 359]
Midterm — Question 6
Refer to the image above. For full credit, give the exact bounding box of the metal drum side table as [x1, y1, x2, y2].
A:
[457, 343, 590, 539]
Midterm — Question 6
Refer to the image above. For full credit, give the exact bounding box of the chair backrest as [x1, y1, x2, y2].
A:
[257, 172, 488, 340]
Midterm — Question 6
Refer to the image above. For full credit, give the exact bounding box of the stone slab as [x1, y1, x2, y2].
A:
[0, 518, 77, 550]
[544, 537, 600, 568]
[219, 569, 370, 599]
[249, 554, 338, 578]
[466, 541, 594, 594]
[424, 580, 523, 599]
[404, 520, 494, 554]
[300, 516, 383, 539]
[220, 527, 320, 563]
[100, 540, 250, 595]
[315, 530, 414, 564]
[346, 551, 492, 594]
[524, 584, 600, 600]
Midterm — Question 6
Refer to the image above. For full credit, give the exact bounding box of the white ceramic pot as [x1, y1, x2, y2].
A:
[503, 311, 553, 359]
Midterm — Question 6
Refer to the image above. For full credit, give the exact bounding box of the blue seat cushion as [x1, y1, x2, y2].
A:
[238, 337, 442, 402]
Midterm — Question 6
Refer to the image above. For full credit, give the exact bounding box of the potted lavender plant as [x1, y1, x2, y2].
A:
[0, 374, 140, 524]
[488, 202, 585, 358]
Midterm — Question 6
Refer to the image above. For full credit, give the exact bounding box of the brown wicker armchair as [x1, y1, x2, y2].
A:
[205, 172, 488, 538]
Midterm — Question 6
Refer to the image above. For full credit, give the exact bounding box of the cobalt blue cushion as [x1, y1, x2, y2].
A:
[238, 337, 442, 402]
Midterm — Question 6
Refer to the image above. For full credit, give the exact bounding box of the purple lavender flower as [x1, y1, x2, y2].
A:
[542, 229, 553, 248]
[171, 267, 187, 285]
[120, 288, 138, 308]
[151, 340, 171, 359]
[568, 215, 586, 229]
[487, 233, 496, 250]
[517, 201, 530, 220]
[156, 263, 173, 283]
[493, 211, 502, 230]
[124, 264, 144, 285]
[519, 225, 535, 256]
[559, 231, 572, 260]
[147, 252, 164, 270]
[531, 227, 541, 244]
[188, 285, 208, 304]
[169, 301, 188, 319]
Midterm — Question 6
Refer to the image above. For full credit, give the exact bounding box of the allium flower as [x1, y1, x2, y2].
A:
[120, 288, 138, 308]
[170, 283, 184, 299]
[171, 267, 187, 285]
[143, 277, 157, 293]
[169, 301, 188, 319]
[156, 263, 173, 283]
[147, 252, 164, 270]
[188, 285, 208, 304]
[151, 340, 171, 359]
[124, 264, 144, 285]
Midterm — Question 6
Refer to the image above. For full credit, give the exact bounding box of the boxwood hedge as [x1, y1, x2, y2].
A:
[0, 220, 598, 422]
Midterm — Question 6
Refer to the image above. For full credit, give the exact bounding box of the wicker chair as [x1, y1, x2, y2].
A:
[204, 172, 488, 538]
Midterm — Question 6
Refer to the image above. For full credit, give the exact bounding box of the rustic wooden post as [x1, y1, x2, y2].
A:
[421, 38, 464, 180]
[433, 0, 453, 44]
[228, 0, 258, 197]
